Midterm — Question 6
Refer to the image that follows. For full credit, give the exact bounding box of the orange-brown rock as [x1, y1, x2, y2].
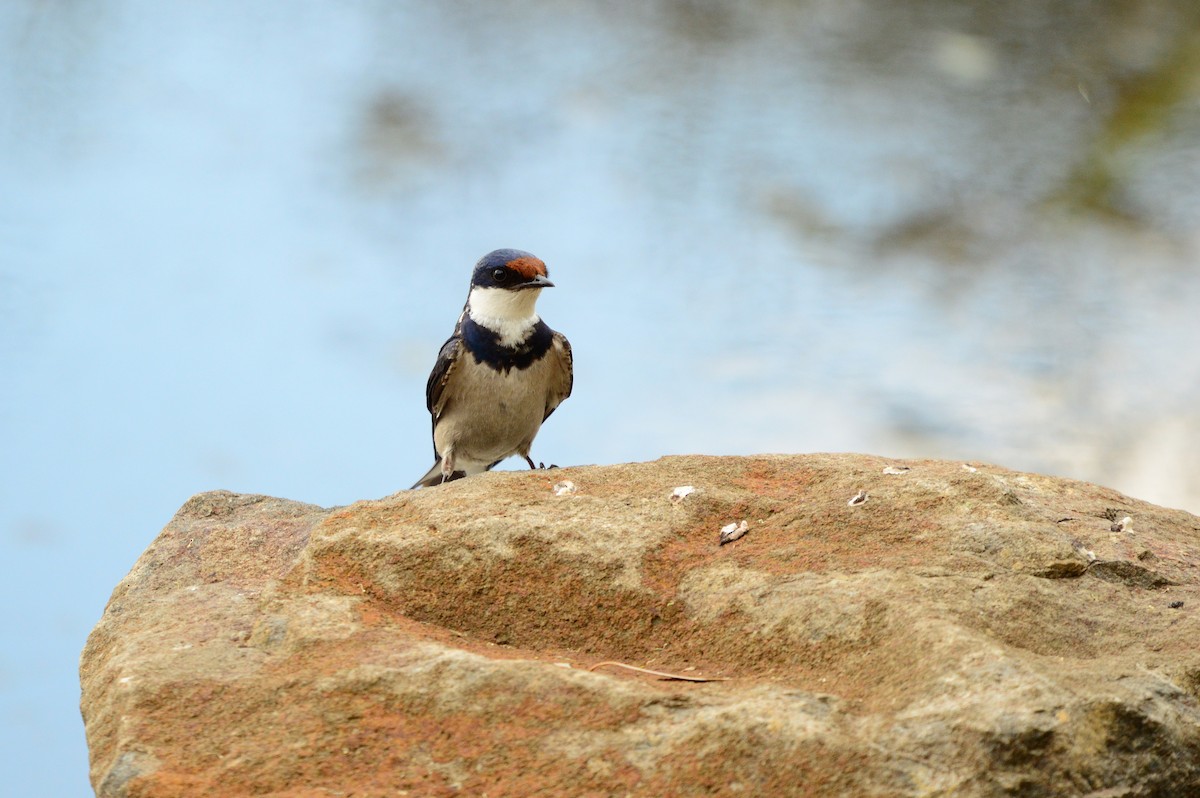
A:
[80, 455, 1200, 796]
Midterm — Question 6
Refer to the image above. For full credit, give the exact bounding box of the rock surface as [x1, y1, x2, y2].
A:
[80, 454, 1200, 797]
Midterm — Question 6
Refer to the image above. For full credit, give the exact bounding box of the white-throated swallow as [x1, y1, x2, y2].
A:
[411, 249, 573, 488]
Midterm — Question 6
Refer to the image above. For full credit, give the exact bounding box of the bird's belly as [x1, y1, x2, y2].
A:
[434, 361, 549, 465]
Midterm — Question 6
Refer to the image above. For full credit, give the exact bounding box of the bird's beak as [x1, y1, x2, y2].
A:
[522, 274, 554, 290]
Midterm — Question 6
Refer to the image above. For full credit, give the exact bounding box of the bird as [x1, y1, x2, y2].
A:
[411, 249, 573, 489]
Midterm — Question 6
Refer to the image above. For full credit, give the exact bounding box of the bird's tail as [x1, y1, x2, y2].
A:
[410, 460, 468, 489]
[411, 460, 444, 489]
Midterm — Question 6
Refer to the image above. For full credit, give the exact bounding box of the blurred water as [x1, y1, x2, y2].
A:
[3, 1, 1200, 794]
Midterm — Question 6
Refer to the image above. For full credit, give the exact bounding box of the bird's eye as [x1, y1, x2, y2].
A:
[492, 268, 508, 282]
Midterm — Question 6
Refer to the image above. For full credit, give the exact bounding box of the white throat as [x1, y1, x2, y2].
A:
[467, 286, 542, 346]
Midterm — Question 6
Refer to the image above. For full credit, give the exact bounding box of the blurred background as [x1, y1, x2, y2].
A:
[3, 0, 1200, 793]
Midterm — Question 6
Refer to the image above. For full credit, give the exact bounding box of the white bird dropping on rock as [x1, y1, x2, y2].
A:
[719, 520, 749, 545]
[883, 465, 910, 475]
[671, 486, 696, 503]
[552, 480, 577, 496]
[848, 490, 868, 506]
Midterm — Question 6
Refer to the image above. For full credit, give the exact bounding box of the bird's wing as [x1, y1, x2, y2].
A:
[426, 333, 463, 424]
[542, 331, 574, 421]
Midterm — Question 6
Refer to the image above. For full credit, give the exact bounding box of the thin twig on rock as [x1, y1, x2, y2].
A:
[587, 661, 728, 682]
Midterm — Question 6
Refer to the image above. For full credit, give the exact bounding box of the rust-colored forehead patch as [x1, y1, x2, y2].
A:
[507, 256, 547, 279]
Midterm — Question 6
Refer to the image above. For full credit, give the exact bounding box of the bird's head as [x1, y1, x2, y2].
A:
[470, 249, 554, 292]
[466, 249, 554, 327]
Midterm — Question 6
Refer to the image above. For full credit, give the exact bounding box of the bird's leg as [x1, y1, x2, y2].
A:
[523, 455, 537, 470]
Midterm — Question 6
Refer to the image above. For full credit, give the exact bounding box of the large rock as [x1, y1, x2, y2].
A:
[80, 455, 1200, 796]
